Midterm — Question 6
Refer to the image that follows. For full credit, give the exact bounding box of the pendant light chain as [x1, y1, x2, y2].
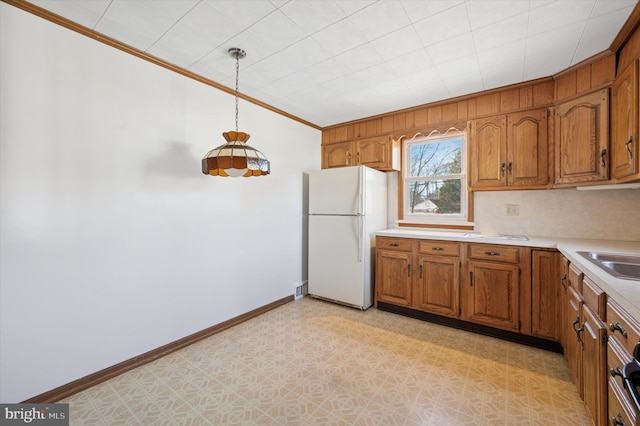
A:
[234, 53, 239, 134]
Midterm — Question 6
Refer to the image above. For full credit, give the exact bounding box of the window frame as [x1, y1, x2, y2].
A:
[399, 130, 472, 227]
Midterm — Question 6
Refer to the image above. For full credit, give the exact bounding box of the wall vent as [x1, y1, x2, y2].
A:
[294, 281, 308, 300]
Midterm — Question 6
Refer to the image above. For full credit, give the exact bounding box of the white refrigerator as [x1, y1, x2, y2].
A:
[308, 165, 387, 309]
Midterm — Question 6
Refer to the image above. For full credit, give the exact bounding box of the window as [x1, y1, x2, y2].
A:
[402, 132, 468, 223]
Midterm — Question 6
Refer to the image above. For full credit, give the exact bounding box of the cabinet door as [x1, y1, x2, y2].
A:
[555, 89, 609, 185]
[581, 305, 607, 426]
[376, 250, 412, 306]
[507, 109, 550, 187]
[466, 260, 519, 331]
[565, 285, 584, 398]
[356, 135, 399, 170]
[322, 142, 353, 169]
[611, 60, 639, 181]
[414, 255, 459, 317]
[469, 116, 508, 189]
[531, 250, 560, 340]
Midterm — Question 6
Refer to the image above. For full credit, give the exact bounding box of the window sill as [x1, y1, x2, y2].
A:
[396, 219, 475, 231]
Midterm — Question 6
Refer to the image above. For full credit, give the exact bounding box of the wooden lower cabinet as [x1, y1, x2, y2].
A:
[582, 304, 607, 426]
[531, 250, 560, 340]
[414, 254, 460, 317]
[465, 260, 520, 331]
[376, 241, 413, 306]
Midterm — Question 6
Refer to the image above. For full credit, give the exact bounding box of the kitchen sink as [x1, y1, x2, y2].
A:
[577, 251, 640, 281]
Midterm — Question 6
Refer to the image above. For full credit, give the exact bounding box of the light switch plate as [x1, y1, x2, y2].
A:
[506, 204, 520, 216]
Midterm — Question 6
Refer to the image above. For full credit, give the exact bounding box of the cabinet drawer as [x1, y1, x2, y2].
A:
[607, 298, 640, 356]
[568, 263, 583, 293]
[418, 240, 459, 256]
[583, 276, 606, 320]
[608, 378, 636, 426]
[608, 338, 633, 395]
[467, 244, 519, 263]
[377, 237, 413, 252]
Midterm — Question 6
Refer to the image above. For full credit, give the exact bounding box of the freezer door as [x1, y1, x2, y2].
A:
[309, 166, 362, 215]
[308, 215, 370, 309]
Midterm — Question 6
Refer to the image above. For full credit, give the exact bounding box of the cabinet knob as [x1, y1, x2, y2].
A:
[610, 366, 623, 378]
[601, 148, 607, 167]
[627, 136, 634, 158]
[609, 322, 628, 337]
[485, 251, 500, 256]
[432, 247, 444, 251]
[389, 243, 399, 247]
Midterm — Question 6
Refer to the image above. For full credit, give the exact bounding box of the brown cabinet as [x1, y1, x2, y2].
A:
[375, 237, 460, 317]
[414, 241, 460, 318]
[322, 135, 400, 171]
[464, 244, 521, 331]
[376, 237, 413, 306]
[611, 60, 639, 182]
[468, 109, 550, 190]
[607, 298, 640, 426]
[531, 250, 560, 341]
[555, 89, 610, 186]
[563, 264, 608, 426]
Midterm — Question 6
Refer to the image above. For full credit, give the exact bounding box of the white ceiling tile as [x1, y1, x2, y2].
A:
[572, 6, 635, 64]
[370, 26, 423, 61]
[527, 0, 595, 36]
[24, 0, 637, 127]
[387, 48, 435, 77]
[204, 0, 277, 27]
[147, 2, 242, 67]
[280, 0, 346, 35]
[335, 1, 377, 16]
[591, 0, 638, 17]
[414, 3, 472, 46]
[477, 39, 526, 69]
[94, 1, 198, 51]
[472, 13, 528, 52]
[427, 32, 476, 64]
[465, 0, 529, 30]
[311, 18, 368, 56]
[400, 0, 465, 23]
[442, 73, 485, 98]
[436, 54, 481, 80]
[332, 39, 384, 74]
[247, 10, 308, 52]
[29, 0, 110, 29]
[525, 21, 585, 60]
[349, 0, 411, 41]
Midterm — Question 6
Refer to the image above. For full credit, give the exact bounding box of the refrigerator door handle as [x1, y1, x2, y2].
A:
[358, 166, 364, 215]
[357, 214, 363, 262]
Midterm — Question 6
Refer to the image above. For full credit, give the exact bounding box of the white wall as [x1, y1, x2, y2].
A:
[0, 4, 320, 402]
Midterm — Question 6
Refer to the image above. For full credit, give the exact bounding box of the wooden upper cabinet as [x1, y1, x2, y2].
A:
[469, 115, 508, 188]
[323, 141, 352, 168]
[469, 108, 550, 190]
[321, 135, 400, 171]
[555, 89, 609, 186]
[611, 60, 639, 182]
[507, 109, 550, 187]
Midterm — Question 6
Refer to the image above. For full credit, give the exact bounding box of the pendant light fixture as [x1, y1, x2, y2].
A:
[202, 48, 270, 177]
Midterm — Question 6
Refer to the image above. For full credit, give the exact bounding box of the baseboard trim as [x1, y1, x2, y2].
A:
[23, 295, 294, 403]
[377, 302, 563, 354]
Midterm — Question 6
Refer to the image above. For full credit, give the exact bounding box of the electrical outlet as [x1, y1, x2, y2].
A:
[506, 204, 520, 216]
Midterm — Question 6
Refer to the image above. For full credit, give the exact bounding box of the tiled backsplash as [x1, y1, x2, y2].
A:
[474, 188, 640, 241]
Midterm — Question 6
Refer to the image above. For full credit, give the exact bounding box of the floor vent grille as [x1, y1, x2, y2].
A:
[294, 282, 308, 300]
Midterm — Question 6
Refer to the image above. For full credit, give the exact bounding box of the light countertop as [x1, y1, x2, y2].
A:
[375, 228, 640, 320]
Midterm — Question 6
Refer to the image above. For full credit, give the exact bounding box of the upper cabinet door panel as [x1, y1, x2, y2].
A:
[469, 116, 507, 188]
[555, 89, 609, 185]
[507, 109, 549, 187]
[611, 60, 639, 181]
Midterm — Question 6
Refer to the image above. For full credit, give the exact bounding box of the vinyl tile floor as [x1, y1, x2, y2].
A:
[60, 297, 590, 425]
